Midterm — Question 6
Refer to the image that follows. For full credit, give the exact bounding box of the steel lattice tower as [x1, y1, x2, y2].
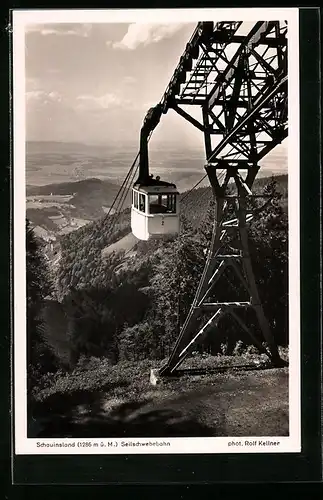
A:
[157, 20, 288, 375]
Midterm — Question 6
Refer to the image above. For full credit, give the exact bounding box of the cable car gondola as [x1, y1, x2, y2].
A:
[131, 176, 179, 241]
[131, 104, 180, 241]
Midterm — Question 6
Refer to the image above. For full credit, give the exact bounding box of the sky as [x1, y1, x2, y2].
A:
[25, 22, 204, 147]
[25, 20, 287, 166]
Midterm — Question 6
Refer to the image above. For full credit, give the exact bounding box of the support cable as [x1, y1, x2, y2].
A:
[181, 169, 226, 202]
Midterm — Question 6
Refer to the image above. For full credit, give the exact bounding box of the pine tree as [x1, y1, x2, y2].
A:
[146, 218, 205, 357]
[26, 219, 57, 390]
[248, 178, 289, 345]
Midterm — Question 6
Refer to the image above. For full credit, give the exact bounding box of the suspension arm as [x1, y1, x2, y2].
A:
[137, 103, 163, 184]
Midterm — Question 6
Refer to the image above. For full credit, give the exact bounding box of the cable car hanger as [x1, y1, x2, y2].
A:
[131, 103, 180, 241]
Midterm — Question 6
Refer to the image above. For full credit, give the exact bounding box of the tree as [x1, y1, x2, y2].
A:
[62, 286, 117, 365]
[26, 219, 57, 390]
[144, 218, 205, 358]
[248, 178, 289, 345]
[118, 322, 157, 361]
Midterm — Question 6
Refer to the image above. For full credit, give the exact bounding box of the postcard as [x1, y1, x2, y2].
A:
[12, 7, 300, 455]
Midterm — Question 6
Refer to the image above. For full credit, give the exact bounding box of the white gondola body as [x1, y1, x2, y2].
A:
[131, 184, 180, 241]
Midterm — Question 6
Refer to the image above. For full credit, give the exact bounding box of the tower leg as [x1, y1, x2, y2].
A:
[159, 172, 285, 376]
[159, 199, 226, 375]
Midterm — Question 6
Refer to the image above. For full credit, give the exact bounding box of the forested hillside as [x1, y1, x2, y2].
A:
[28, 174, 287, 370]
[26, 174, 289, 436]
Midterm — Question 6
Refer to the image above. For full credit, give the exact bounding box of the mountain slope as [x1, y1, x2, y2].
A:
[26, 177, 132, 228]
[27, 177, 131, 207]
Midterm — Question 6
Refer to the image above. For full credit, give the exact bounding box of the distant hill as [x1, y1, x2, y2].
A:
[26, 140, 138, 151]
[27, 177, 122, 198]
[26, 178, 132, 225]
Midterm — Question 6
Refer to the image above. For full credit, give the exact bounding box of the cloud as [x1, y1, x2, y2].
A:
[110, 23, 184, 50]
[26, 90, 44, 101]
[26, 90, 62, 103]
[76, 93, 124, 110]
[25, 23, 92, 38]
[41, 28, 79, 36]
[75, 92, 147, 113]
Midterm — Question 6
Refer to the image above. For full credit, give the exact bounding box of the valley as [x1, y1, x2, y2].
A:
[26, 177, 124, 242]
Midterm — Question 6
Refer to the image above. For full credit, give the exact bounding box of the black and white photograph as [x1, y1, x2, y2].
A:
[13, 8, 300, 455]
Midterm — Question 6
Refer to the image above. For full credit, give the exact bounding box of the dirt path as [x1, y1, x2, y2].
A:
[31, 367, 288, 438]
[101, 232, 138, 259]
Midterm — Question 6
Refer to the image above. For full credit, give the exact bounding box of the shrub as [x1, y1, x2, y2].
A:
[233, 340, 247, 356]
